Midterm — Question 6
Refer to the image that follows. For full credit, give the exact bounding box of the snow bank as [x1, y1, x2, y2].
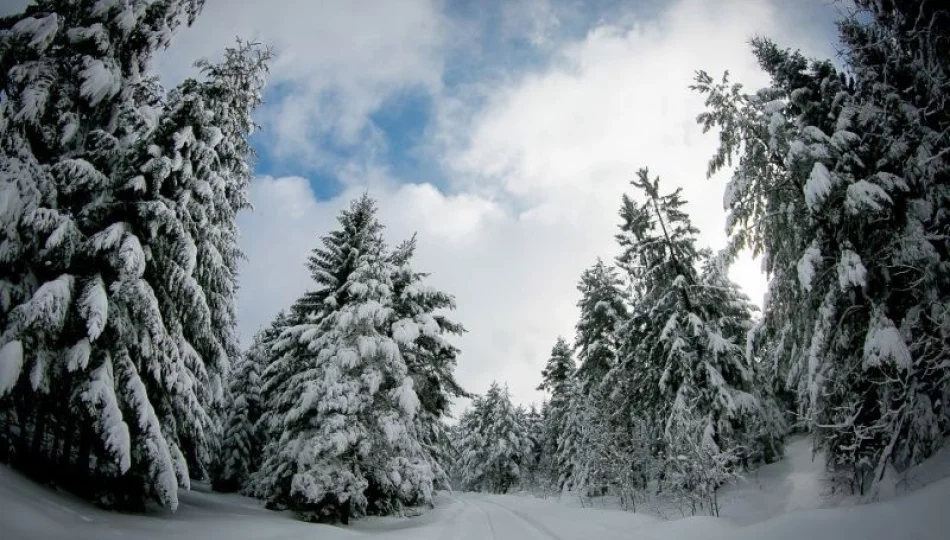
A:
[2, 434, 950, 539]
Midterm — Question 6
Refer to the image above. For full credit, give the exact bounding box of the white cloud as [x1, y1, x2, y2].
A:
[236, 0, 843, 413]
[157, 0, 447, 165]
[238, 177, 601, 412]
[1, 0, 840, 412]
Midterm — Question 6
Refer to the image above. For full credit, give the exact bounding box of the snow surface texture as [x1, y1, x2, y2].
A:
[2, 436, 950, 539]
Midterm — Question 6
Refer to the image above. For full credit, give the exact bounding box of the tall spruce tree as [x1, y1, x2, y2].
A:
[135, 40, 271, 481]
[0, 0, 267, 510]
[254, 196, 435, 522]
[575, 259, 627, 390]
[694, 0, 950, 493]
[566, 259, 629, 494]
[455, 382, 532, 493]
[536, 337, 575, 489]
[212, 320, 273, 493]
[609, 169, 782, 513]
[388, 234, 467, 489]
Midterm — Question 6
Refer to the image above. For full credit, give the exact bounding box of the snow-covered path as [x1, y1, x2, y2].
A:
[3, 462, 950, 540]
[354, 493, 658, 540]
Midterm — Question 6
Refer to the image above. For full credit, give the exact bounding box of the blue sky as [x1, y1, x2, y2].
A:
[162, 0, 844, 410]
[1, 0, 844, 409]
[239, 0, 841, 205]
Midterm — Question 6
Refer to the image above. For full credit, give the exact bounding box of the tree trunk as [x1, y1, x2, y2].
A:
[15, 394, 33, 466]
[59, 415, 75, 477]
[77, 425, 92, 478]
[340, 500, 350, 525]
[30, 399, 48, 479]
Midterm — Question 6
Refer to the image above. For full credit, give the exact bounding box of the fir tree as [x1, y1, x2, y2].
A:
[254, 196, 435, 522]
[388, 234, 467, 489]
[694, 1, 950, 493]
[212, 324, 270, 493]
[610, 169, 782, 513]
[0, 0, 266, 510]
[455, 382, 532, 493]
[520, 403, 546, 491]
[536, 337, 575, 490]
[575, 259, 627, 390]
[567, 259, 628, 494]
[134, 39, 271, 481]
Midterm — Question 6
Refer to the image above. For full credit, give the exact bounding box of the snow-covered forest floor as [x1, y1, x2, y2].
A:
[4, 435, 949, 540]
[528, 434, 950, 524]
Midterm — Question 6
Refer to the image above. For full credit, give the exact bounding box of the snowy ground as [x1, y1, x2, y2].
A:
[552, 435, 833, 523]
[4, 437, 950, 540]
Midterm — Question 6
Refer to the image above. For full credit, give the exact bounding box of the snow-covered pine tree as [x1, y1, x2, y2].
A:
[254, 196, 434, 522]
[0, 0, 263, 511]
[388, 234, 467, 490]
[575, 259, 627, 389]
[454, 395, 488, 490]
[610, 169, 781, 514]
[520, 403, 546, 492]
[455, 382, 532, 493]
[134, 40, 271, 481]
[212, 323, 272, 493]
[692, 40, 849, 432]
[211, 349, 259, 493]
[567, 259, 629, 495]
[694, 1, 950, 493]
[252, 310, 294, 474]
[536, 337, 575, 489]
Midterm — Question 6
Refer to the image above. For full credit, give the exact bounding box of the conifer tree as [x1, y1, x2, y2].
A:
[212, 324, 270, 493]
[0, 0, 267, 510]
[455, 382, 532, 493]
[694, 0, 950, 493]
[520, 403, 546, 491]
[566, 259, 629, 494]
[255, 310, 294, 452]
[610, 169, 781, 513]
[134, 39, 271, 480]
[254, 196, 435, 522]
[388, 234, 467, 489]
[536, 337, 575, 489]
[575, 260, 627, 390]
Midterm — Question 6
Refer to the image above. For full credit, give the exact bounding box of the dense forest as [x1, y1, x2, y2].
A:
[1, 0, 947, 526]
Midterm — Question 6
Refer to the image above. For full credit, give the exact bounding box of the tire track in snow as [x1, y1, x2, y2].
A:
[434, 494, 473, 540]
[469, 498, 501, 540]
[476, 498, 564, 540]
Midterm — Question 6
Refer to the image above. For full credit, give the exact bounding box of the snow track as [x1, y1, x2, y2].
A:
[465, 497, 559, 540]
[4, 463, 950, 540]
[475, 498, 564, 540]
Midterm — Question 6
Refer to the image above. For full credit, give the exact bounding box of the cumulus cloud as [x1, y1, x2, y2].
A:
[234, 0, 843, 412]
[158, 0, 447, 165]
[0, 0, 842, 412]
[238, 176, 600, 411]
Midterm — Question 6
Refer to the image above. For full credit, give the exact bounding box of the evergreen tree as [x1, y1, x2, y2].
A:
[566, 259, 629, 494]
[134, 39, 271, 480]
[694, 0, 950, 493]
[255, 309, 294, 451]
[520, 403, 546, 491]
[0, 0, 265, 510]
[388, 234, 467, 489]
[536, 337, 575, 489]
[538, 338, 575, 397]
[455, 382, 532, 493]
[609, 169, 782, 513]
[575, 259, 627, 390]
[212, 324, 270, 493]
[254, 196, 435, 522]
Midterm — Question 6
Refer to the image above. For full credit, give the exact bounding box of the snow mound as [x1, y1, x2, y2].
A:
[2, 435, 950, 539]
